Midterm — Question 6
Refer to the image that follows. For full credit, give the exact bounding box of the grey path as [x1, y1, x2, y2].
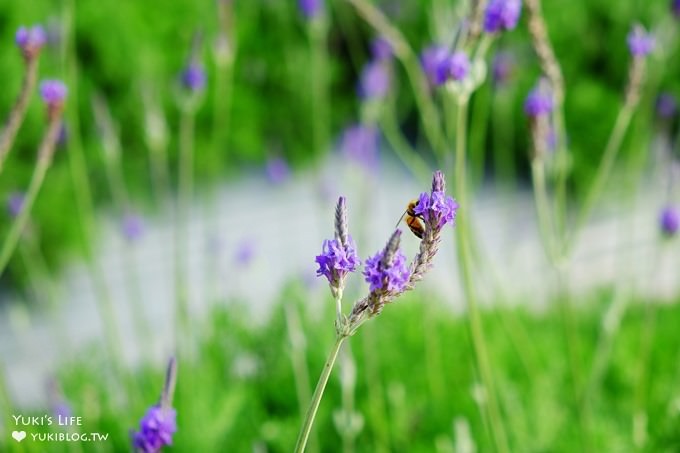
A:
[1, 154, 678, 408]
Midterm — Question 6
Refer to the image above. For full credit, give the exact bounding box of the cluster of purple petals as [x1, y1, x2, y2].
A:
[315, 236, 360, 284]
[674, 0, 680, 18]
[660, 206, 679, 236]
[181, 63, 206, 91]
[627, 26, 655, 57]
[444, 51, 471, 81]
[299, 0, 323, 19]
[414, 190, 459, 230]
[484, 0, 522, 33]
[656, 93, 677, 118]
[359, 61, 390, 99]
[363, 248, 410, 293]
[420, 45, 450, 86]
[371, 37, 393, 61]
[39, 80, 67, 108]
[266, 156, 290, 184]
[15, 25, 47, 55]
[133, 406, 177, 453]
[7, 193, 24, 218]
[524, 85, 554, 117]
[340, 124, 379, 171]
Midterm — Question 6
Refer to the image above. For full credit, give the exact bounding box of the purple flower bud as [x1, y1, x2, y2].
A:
[492, 52, 514, 86]
[181, 62, 206, 91]
[122, 214, 144, 242]
[484, 0, 522, 33]
[371, 37, 393, 61]
[265, 156, 290, 184]
[673, 0, 680, 18]
[315, 236, 360, 289]
[660, 206, 679, 236]
[340, 124, 380, 172]
[420, 45, 450, 86]
[441, 51, 471, 82]
[524, 82, 554, 117]
[413, 189, 459, 230]
[656, 93, 677, 119]
[39, 80, 67, 111]
[6, 193, 24, 218]
[299, 0, 323, 19]
[359, 61, 390, 99]
[627, 25, 654, 57]
[363, 235, 410, 293]
[15, 25, 46, 59]
[133, 406, 177, 452]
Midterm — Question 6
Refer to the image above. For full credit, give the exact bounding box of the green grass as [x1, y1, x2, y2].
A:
[3, 281, 680, 452]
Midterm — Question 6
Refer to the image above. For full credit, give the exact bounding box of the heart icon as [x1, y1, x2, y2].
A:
[12, 431, 26, 442]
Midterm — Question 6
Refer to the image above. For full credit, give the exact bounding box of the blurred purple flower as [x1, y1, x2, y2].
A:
[40, 80, 67, 110]
[371, 37, 393, 61]
[15, 25, 46, 59]
[673, 0, 680, 18]
[420, 45, 449, 86]
[524, 82, 554, 117]
[122, 214, 144, 242]
[266, 156, 290, 184]
[492, 52, 514, 86]
[359, 61, 390, 99]
[656, 93, 677, 119]
[181, 62, 206, 91]
[363, 244, 410, 293]
[340, 124, 379, 171]
[484, 0, 522, 33]
[299, 0, 323, 19]
[7, 193, 24, 218]
[133, 406, 177, 453]
[441, 51, 470, 82]
[234, 239, 256, 266]
[627, 25, 654, 57]
[660, 206, 679, 236]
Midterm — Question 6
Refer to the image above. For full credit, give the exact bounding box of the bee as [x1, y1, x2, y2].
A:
[395, 199, 425, 239]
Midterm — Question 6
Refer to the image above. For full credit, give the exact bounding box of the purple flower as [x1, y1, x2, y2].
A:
[627, 25, 654, 57]
[133, 406, 177, 453]
[234, 239, 256, 266]
[266, 156, 290, 184]
[413, 188, 459, 230]
[656, 93, 677, 119]
[359, 61, 390, 99]
[524, 83, 554, 117]
[673, 0, 680, 18]
[122, 214, 144, 242]
[340, 124, 380, 171]
[39, 80, 67, 110]
[492, 52, 514, 86]
[420, 45, 450, 86]
[371, 37, 393, 61]
[15, 25, 46, 58]
[315, 236, 360, 286]
[441, 51, 470, 82]
[484, 0, 522, 33]
[6, 193, 24, 218]
[363, 243, 410, 293]
[299, 0, 323, 19]
[181, 62, 206, 91]
[660, 206, 679, 236]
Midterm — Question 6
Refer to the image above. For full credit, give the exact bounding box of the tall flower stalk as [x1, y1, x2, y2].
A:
[295, 172, 457, 452]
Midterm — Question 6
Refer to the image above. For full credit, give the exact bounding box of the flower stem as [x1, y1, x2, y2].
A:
[453, 97, 509, 453]
[295, 335, 345, 453]
[0, 58, 39, 172]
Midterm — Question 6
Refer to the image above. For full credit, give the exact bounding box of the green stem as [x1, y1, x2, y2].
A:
[453, 97, 509, 453]
[0, 57, 38, 172]
[0, 118, 61, 276]
[295, 335, 346, 453]
[310, 19, 329, 157]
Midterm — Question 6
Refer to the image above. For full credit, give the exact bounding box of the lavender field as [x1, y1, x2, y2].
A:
[1, 0, 680, 452]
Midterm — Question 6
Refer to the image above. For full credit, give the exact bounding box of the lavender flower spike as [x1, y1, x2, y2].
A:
[132, 357, 178, 453]
[16, 25, 47, 60]
[443, 51, 471, 82]
[181, 62, 206, 92]
[363, 230, 410, 296]
[524, 81, 554, 118]
[660, 206, 679, 237]
[316, 197, 360, 298]
[484, 0, 522, 33]
[627, 24, 654, 57]
[299, 0, 323, 19]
